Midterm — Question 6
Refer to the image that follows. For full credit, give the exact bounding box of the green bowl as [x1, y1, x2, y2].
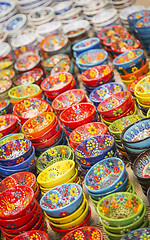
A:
[36, 145, 75, 172]
[108, 115, 143, 140]
[147, 109, 150, 118]
[97, 192, 144, 227]
[8, 84, 41, 101]
[0, 133, 25, 146]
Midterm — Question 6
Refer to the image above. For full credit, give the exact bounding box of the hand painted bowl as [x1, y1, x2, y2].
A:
[40, 183, 83, 217]
[121, 118, 150, 148]
[13, 230, 49, 240]
[0, 114, 18, 137]
[120, 228, 150, 240]
[14, 68, 44, 86]
[76, 49, 108, 68]
[84, 157, 125, 194]
[52, 89, 86, 115]
[98, 25, 125, 42]
[111, 38, 141, 54]
[50, 59, 73, 75]
[80, 65, 113, 87]
[69, 122, 108, 148]
[59, 103, 96, 130]
[13, 98, 51, 123]
[135, 16, 150, 33]
[0, 69, 15, 81]
[97, 91, 132, 118]
[0, 185, 35, 219]
[133, 150, 150, 180]
[0, 79, 12, 97]
[41, 72, 74, 97]
[135, 74, 150, 97]
[75, 135, 116, 165]
[108, 115, 143, 140]
[22, 112, 56, 138]
[14, 54, 40, 73]
[0, 99, 12, 116]
[0, 133, 25, 146]
[90, 83, 123, 105]
[36, 145, 74, 172]
[134, 93, 150, 106]
[37, 160, 75, 188]
[128, 75, 146, 95]
[61, 226, 103, 240]
[42, 54, 69, 72]
[97, 192, 144, 227]
[103, 31, 130, 48]
[73, 37, 100, 55]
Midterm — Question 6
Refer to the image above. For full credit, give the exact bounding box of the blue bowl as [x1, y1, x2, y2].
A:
[76, 59, 109, 74]
[40, 183, 83, 218]
[0, 139, 32, 166]
[128, 10, 150, 27]
[135, 16, 150, 33]
[120, 228, 150, 240]
[121, 118, 150, 148]
[73, 37, 100, 55]
[84, 157, 125, 194]
[133, 149, 150, 180]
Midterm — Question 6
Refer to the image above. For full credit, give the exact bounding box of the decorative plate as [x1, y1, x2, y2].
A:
[42, 35, 68, 53]
[14, 69, 43, 86]
[15, 54, 40, 72]
[51, 58, 71, 74]
[104, 31, 130, 46]
[42, 54, 69, 69]
[0, 69, 15, 80]
[111, 38, 140, 53]
[134, 150, 150, 178]
[135, 75, 150, 96]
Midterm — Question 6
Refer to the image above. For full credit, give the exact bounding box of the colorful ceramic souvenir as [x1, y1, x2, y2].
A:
[14, 69, 44, 86]
[0, 69, 15, 81]
[41, 35, 68, 53]
[120, 228, 150, 240]
[0, 79, 12, 96]
[42, 54, 69, 71]
[0, 133, 25, 146]
[15, 54, 40, 72]
[98, 25, 125, 42]
[0, 59, 13, 71]
[51, 58, 72, 75]
[103, 31, 130, 48]
[14, 44, 39, 59]
[13, 230, 49, 240]
[135, 75, 150, 97]
[0, 114, 18, 137]
[111, 38, 141, 54]
[73, 37, 100, 55]
[133, 150, 150, 179]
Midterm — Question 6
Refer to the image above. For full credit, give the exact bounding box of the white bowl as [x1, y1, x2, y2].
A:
[28, 7, 54, 23]
[0, 42, 11, 57]
[5, 14, 27, 35]
[53, 0, 73, 15]
[63, 20, 90, 34]
[0, 0, 16, 18]
[92, 7, 117, 24]
[36, 21, 62, 37]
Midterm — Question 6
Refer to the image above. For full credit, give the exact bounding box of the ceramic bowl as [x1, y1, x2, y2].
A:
[120, 228, 150, 240]
[8, 84, 41, 101]
[73, 37, 100, 55]
[108, 114, 143, 140]
[41, 72, 74, 97]
[80, 65, 113, 87]
[0, 185, 35, 219]
[75, 135, 116, 166]
[0, 99, 12, 115]
[76, 49, 108, 68]
[51, 58, 73, 75]
[60, 103, 96, 130]
[52, 89, 86, 116]
[0, 59, 13, 72]
[14, 54, 40, 73]
[0, 133, 25, 146]
[97, 192, 144, 227]
[135, 16, 150, 33]
[42, 54, 69, 72]
[134, 93, 150, 106]
[13, 98, 50, 123]
[14, 68, 44, 86]
[97, 91, 132, 118]
[137, 99, 150, 109]
[133, 150, 150, 180]
[111, 38, 141, 54]
[36, 145, 74, 172]
[121, 118, 150, 148]
[98, 25, 125, 42]
[0, 79, 12, 98]
[0, 69, 15, 82]
[134, 75, 150, 97]
[103, 31, 130, 48]
[84, 157, 125, 194]
[22, 112, 56, 138]
[128, 75, 146, 95]
[69, 122, 108, 148]
[90, 83, 123, 105]
[37, 160, 75, 188]
[40, 183, 83, 217]
[13, 230, 49, 240]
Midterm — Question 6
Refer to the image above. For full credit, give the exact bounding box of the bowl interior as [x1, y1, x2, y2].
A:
[0, 79, 12, 94]
[133, 150, 150, 178]
[15, 69, 42, 85]
[113, 49, 143, 66]
[0, 115, 17, 131]
[81, 65, 112, 81]
[15, 54, 40, 71]
[78, 49, 107, 65]
[98, 25, 124, 41]
[42, 35, 68, 52]
[104, 31, 130, 46]
[73, 38, 99, 50]
[135, 75, 150, 96]
[13, 231, 49, 240]
[42, 54, 69, 68]
[9, 84, 40, 99]
[111, 38, 140, 52]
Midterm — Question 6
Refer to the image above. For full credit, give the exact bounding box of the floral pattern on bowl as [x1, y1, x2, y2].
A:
[0, 69, 15, 80]
[14, 69, 43, 86]
[42, 35, 68, 52]
[0, 99, 10, 111]
[135, 16, 150, 28]
[111, 38, 140, 53]
[98, 25, 125, 41]
[104, 31, 130, 47]
[42, 54, 69, 69]
[51, 58, 71, 75]
[9, 84, 40, 100]
[135, 75, 150, 96]
[0, 114, 18, 134]
[120, 228, 150, 240]
[0, 79, 12, 94]
[133, 150, 150, 178]
[15, 54, 40, 72]
[85, 157, 125, 192]
[12, 230, 49, 240]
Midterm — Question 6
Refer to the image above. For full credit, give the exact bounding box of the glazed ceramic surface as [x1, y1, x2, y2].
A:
[14, 44, 39, 60]
[13, 230, 49, 240]
[15, 54, 40, 72]
[90, 83, 123, 104]
[14, 69, 43, 86]
[73, 37, 100, 53]
[40, 183, 83, 217]
[42, 54, 69, 69]
[135, 75, 150, 96]
[135, 16, 150, 29]
[0, 79, 12, 94]
[0, 133, 24, 146]
[0, 114, 17, 134]
[9, 84, 40, 100]
[120, 228, 150, 240]
[98, 25, 125, 41]
[103, 31, 130, 47]
[42, 35, 68, 52]
[133, 150, 150, 178]
[0, 60, 13, 71]
[0, 69, 15, 80]
[51, 58, 71, 75]
[111, 38, 140, 53]
[85, 157, 125, 193]
[0, 99, 10, 114]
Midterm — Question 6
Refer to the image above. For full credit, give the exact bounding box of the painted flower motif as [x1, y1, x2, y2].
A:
[59, 211, 69, 217]
[114, 85, 121, 93]
[113, 108, 123, 117]
[36, 115, 44, 123]
[97, 89, 105, 97]
[70, 187, 77, 197]
[50, 193, 59, 203]
[87, 125, 97, 135]
[104, 198, 112, 207]
[73, 133, 81, 142]
[103, 67, 110, 75]
[91, 230, 100, 240]
[116, 194, 127, 204]
[105, 150, 114, 158]
[74, 231, 85, 240]
[23, 100, 30, 108]
[16, 157, 24, 164]
[140, 233, 150, 239]
[89, 69, 97, 78]
[104, 137, 112, 147]
[49, 172, 56, 179]
[128, 51, 135, 59]
[86, 139, 96, 150]
[136, 86, 145, 93]
[14, 191, 22, 199]
[110, 98, 118, 106]
[0, 117, 6, 126]
[59, 73, 66, 82]
[132, 66, 138, 72]
[46, 113, 52, 122]
[68, 92, 76, 102]
[49, 149, 57, 156]
[60, 147, 66, 155]
[30, 233, 39, 240]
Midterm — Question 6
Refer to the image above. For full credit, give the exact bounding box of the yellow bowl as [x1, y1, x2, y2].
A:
[134, 91, 150, 106]
[121, 78, 133, 87]
[49, 198, 89, 229]
[37, 160, 75, 188]
[44, 192, 86, 224]
[136, 98, 150, 108]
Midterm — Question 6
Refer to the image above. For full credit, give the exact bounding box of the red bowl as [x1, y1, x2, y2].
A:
[98, 25, 125, 42]
[97, 91, 132, 118]
[14, 69, 44, 86]
[34, 184, 39, 199]
[111, 38, 141, 54]
[50, 207, 91, 236]
[32, 208, 44, 230]
[81, 65, 113, 87]
[13, 230, 49, 240]
[0, 200, 38, 229]
[52, 89, 86, 115]
[0, 114, 18, 137]
[11, 123, 21, 134]
[60, 103, 96, 130]
[103, 31, 130, 48]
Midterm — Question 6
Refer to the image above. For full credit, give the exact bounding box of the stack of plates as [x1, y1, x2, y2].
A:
[59, 7, 83, 25]
[5, 14, 27, 37]
[0, 0, 17, 26]
[10, 30, 37, 49]
[53, 0, 73, 18]
[110, 0, 136, 11]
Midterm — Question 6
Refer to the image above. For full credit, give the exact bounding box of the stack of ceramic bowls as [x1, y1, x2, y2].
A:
[0, 138, 36, 178]
[52, 89, 86, 116]
[28, 7, 55, 27]
[40, 34, 70, 60]
[72, 37, 101, 59]
[81, 65, 114, 95]
[0, 0, 18, 26]
[89, 82, 123, 107]
[14, 69, 44, 86]
[53, 0, 73, 17]
[0, 79, 12, 100]
[41, 72, 75, 102]
[37, 159, 80, 194]
[91, 7, 119, 33]
[5, 14, 27, 37]
[113, 49, 147, 86]
[0, 133, 25, 146]
[0, 114, 20, 139]
[121, 118, 150, 166]
[133, 150, 150, 195]
[134, 75, 150, 111]
[36, 22, 62, 42]
[40, 183, 91, 236]
[59, 103, 97, 136]
[0, 171, 40, 201]
[69, 122, 108, 150]
[8, 84, 42, 105]
[97, 192, 147, 240]
[13, 43, 39, 60]
[22, 112, 66, 156]
[10, 230, 49, 240]
[85, 157, 128, 202]
[13, 98, 52, 124]
[75, 135, 118, 175]
[97, 91, 136, 126]
[120, 229, 150, 240]
[62, 226, 103, 240]
[36, 145, 75, 173]
[111, 0, 136, 11]
[119, 5, 145, 30]
[0, 185, 47, 239]
[108, 115, 143, 153]
[76, 49, 108, 74]
[0, 99, 13, 115]
[59, 7, 82, 25]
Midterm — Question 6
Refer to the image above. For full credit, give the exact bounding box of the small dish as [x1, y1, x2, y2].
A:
[98, 25, 125, 42]
[15, 54, 40, 72]
[111, 38, 141, 54]
[42, 54, 69, 72]
[73, 37, 100, 55]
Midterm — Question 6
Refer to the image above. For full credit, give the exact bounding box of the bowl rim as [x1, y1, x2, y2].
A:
[13, 229, 49, 240]
[72, 37, 100, 52]
[133, 149, 150, 180]
[111, 38, 141, 53]
[97, 24, 125, 41]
